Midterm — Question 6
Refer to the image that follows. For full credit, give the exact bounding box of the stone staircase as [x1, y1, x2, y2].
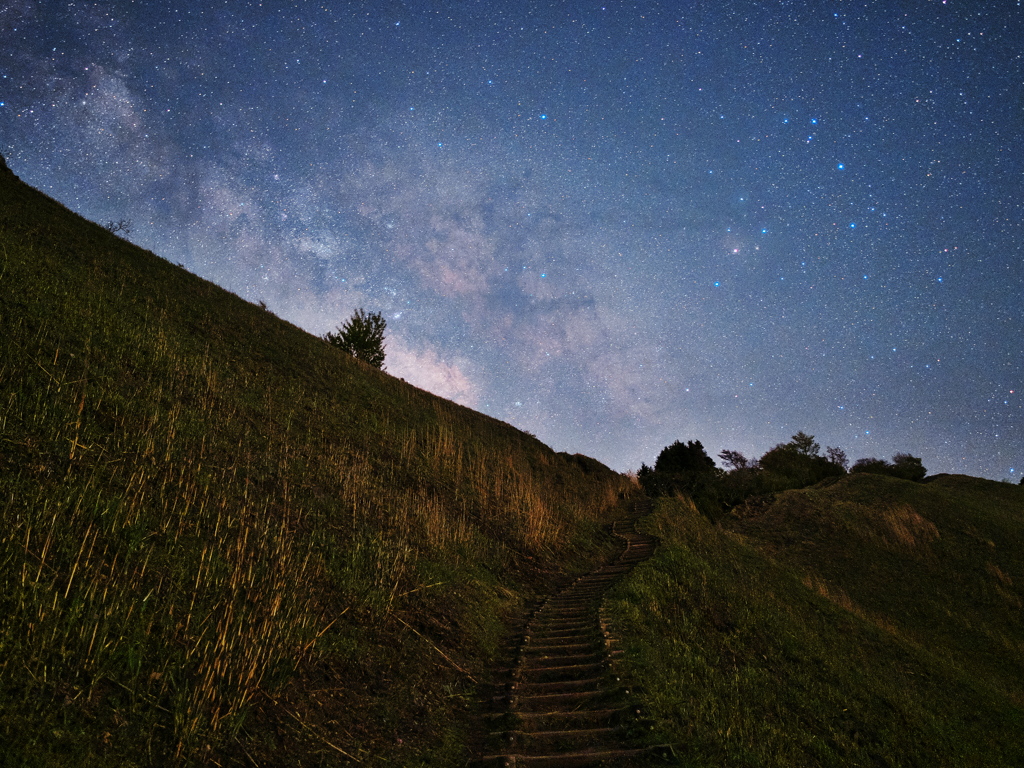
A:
[475, 498, 674, 766]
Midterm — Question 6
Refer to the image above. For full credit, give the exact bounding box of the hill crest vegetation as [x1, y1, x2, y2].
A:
[639, 431, 929, 520]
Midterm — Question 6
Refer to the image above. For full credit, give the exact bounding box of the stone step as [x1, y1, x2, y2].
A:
[522, 640, 601, 655]
[476, 744, 673, 767]
[518, 650, 606, 669]
[497, 726, 619, 752]
[515, 661, 607, 684]
[529, 617, 594, 628]
[512, 688, 621, 713]
[513, 706, 637, 731]
[475, 500, 662, 765]
[513, 676, 606, 696]
[525, 629, 601, 642]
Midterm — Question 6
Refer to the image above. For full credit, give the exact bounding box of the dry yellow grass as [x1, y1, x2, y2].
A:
[1, 171, 632, 764]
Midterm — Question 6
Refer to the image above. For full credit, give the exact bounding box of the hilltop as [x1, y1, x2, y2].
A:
[0, 158, 633, 765]
[607, 471, 1024, 766]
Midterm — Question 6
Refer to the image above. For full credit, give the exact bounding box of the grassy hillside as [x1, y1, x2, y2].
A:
[607, 474, 1024, 766]
[0, 161, 632, 766]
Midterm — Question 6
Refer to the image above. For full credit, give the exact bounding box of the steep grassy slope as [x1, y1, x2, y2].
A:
[606, 474, 1024, 766]
[0, 162, 632, 766]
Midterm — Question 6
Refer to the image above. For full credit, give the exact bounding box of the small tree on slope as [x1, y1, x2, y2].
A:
[324, 308, 387, 369]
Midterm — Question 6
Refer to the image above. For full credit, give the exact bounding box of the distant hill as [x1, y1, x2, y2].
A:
[0, 157, 632, 765]
[607, 472, 1024, 766]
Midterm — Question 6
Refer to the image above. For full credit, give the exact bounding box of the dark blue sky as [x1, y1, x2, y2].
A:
[3, 1, 1022, 479]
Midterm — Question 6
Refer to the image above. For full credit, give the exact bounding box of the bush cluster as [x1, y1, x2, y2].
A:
[639, 432, 926, 519]
[850, 453, 927, 481]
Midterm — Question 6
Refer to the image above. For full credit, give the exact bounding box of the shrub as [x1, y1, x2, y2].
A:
[324, 308, 387, 369]
[851, 453, 927, 481]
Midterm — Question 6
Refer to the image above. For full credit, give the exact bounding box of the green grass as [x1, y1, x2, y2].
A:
[606, 477, 1024, 766]
[0, 169, 633, 765]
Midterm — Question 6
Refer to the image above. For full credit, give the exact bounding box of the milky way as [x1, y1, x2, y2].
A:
[3, 2, 1022, 479]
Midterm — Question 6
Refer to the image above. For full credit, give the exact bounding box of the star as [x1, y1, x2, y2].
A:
[0, 0, 1017, 479]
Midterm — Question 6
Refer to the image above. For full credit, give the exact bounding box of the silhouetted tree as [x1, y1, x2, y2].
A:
[790, 431, 820, 457]
[717, 450, 763, 507]
[655, 440, 716, 475]
[826, 446, 850, 471]
[758, 432, 844, 490]
[851, 453, 926, 481]
[890, 453, 927, 481]
[103, 219, 133, 236]
[718, 449, 750, 470]
[851, 457, 889, 474]
[634, 438, 716, 505]
[324, 308, 387, 369]
[641, 440, 721, 515]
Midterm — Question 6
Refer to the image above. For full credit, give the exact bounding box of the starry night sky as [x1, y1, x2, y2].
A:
[3, 1, 1022, 480]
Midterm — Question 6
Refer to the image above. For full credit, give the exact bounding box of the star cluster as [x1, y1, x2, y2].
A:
[2, 2, 1021, 479]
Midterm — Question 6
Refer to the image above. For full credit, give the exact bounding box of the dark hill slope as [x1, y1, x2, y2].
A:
[0, 162, 632, 765]
[607, 473, 1024, 766]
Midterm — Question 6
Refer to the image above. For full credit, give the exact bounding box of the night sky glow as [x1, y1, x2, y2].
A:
[3, 2, 1022, 479]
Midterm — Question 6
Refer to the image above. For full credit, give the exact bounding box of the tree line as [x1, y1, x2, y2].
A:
[638, 432, 926, 520]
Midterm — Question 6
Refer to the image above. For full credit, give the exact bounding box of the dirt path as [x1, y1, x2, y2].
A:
[475, 498, 673, 766]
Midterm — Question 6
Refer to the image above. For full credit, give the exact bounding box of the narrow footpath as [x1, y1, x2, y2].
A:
[476, 498, 673, 766]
